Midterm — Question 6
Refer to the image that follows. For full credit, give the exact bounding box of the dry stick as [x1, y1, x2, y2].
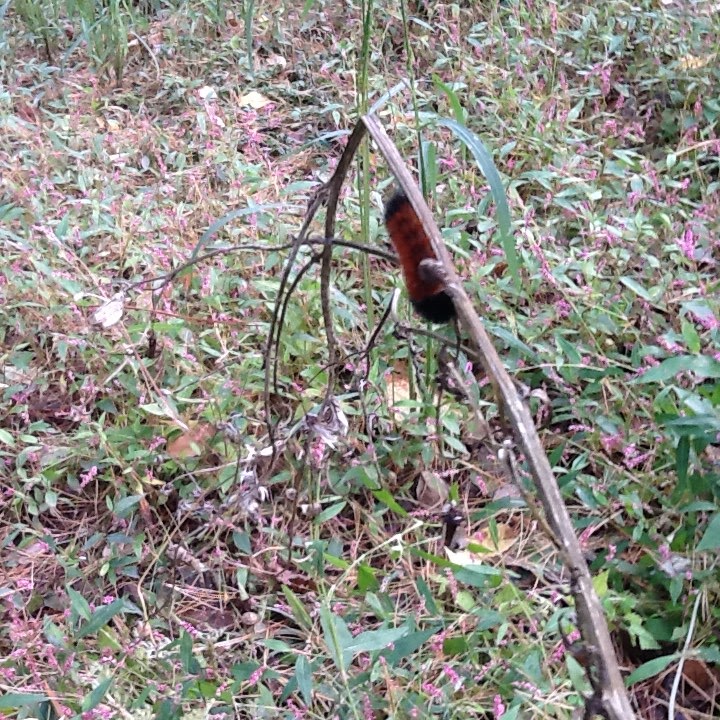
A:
[129, 237, 397, 293]
[263, 188, 329, 464]
[319, 122, 369, 410]
[362, 113, 635, 720]
[272, 251, 324, 391]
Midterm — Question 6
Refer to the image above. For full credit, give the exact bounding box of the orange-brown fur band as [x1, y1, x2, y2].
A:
[384, 191, 455, 324]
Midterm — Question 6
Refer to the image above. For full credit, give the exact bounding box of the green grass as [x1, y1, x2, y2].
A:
[1, 1, 719, 719]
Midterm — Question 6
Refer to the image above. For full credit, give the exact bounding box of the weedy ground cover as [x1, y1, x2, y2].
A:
[1, 1, 719, 719]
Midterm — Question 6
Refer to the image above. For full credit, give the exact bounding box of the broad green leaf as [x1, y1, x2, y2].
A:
[634, 355, 720, 384]
[443, 636, 469, 655]
[0, 693, 48, 710]
[698, 647, 720, 663]
[372, 488, 408, 516]
[664, 415, 720, 435]
[452, 565, 502, 588]
[625, 654, 678, 685]
[557, 335, 582, 364]
[319, 606, 353, 672]
[697, 513, 720, 551]
[155, 699, 179, 720]
[681, 321, 701, 353]
[193, 204, 285, 261]
[345, 625, 409, 654]
[357, 563, 379, 592]
[295, 655, 312, 706]
[619, 276, 654, 302]
[43, 619, 67, 648]
[180, 630, 195, 673]
[433, 76, 467, 125]
[383, 626, 441, 667]
[81, 677, 113, 712]
[76, 599, 126, 638]
[676, 436, 689, 486]
[281, 585, 313, 631]
[567, 655, 591, 693]
[316, 501, 346, 523]
[140, 403, 171, 417]
[113, 494, 143, 518]
[67, 586, 92, 621]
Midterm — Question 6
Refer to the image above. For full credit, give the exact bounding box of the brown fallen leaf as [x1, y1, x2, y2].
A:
[416, 471, 449, 509]
[446, 521, 519, 564]
[167, 423, 216, 458]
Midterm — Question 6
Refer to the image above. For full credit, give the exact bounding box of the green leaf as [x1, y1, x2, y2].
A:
[294, 654, 312, 706]
[44, 619, 68, 648]
[433, 76, 467, 125]
[412, 547, 455, 568]
[357, 563, 379, 592]
[592, 570, 609, 598]
[140, 402, 172, 417]
[81, 677, 113, 712]
[319, 606, 353, 671]
[681, 320, 701, 353]
[619, 276, 655, 302]
[421, 139, 438, 198]
[155, 699, 179, 720]
[557, 335, 582, 364]
[443, 636, 469, 655]
[697, 647, 720, 663]
[414, 578, 438, 615]
[669, 576, 683, 604]
[625, 654, 678, 685]
[697, 513, 720, 551]
[0, 693, 48, 710]
[281, 585, 313, 631]
[76, 599, 126, 638]
[434, 117, 518, 286]
[345, 625, 409, 654]
[382, 626, 441, 667]
[316, 501, 346, 523]
[680, 501, 717, 512]
[264, 638, 292, 652]
[67, 586, 92, 621]
[664, 414, 720, 436]
[455, 590, 475, 611]
[567, 656, 591, 693]
[233, 530, 252, 554]
[372, 488, 408, 516]
[634, 355, 720, 384]
[676, 436, 689, 486]
[452, 564, 502, 588]
[113, 494, 142, 518]
[180, 630, 195, 673]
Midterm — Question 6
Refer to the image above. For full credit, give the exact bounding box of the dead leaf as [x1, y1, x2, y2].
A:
[239, 91, 271, 109]
[167, 423, 216, 458]
[681, 658, 720, 693]
[492, 483, 522, 502]
[416, 471, 449, 508]
[678, 54, 715, 70]
[446, 522, 518, 564]
[198, 85, 218, 101]
[91, 293, 125, 329]
[387, 363, 412, 420]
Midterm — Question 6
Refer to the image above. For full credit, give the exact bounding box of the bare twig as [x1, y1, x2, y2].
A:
[318, 122, 369, 410]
